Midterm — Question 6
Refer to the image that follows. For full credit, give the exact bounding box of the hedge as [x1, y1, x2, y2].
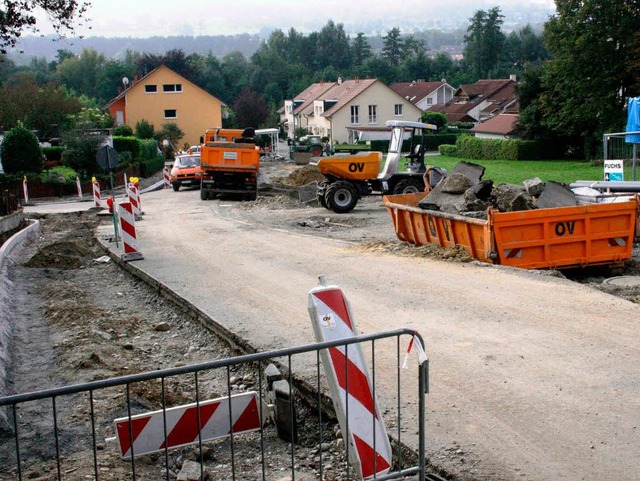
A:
[139, 139, 160, 161]
[449, 136, 560, 161]
[139, 155, 166, 177]
[42, 146, 64, 161]
[113, 136, 141, 161]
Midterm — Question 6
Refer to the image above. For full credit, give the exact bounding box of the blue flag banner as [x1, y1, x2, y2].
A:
[625, 97, 640, 143]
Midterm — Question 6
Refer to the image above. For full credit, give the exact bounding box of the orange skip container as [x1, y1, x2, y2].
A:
[383, 192, 639, 269]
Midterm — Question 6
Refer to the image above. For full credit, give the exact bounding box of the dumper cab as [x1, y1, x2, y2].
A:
[313, 120, 438, 213]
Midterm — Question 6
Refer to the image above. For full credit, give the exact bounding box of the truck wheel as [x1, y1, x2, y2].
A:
[172, 182, 180, 191]
[317, 194, 328, 209]
[325, 181, 358, 213]
[311, 146, 322, 157]
[200, 189, 208, 200]
[393, 179, 423, 195]
[246, 191, 257, 201]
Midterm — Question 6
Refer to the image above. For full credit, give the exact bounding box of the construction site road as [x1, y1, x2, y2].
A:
[80, 184, 639, 481]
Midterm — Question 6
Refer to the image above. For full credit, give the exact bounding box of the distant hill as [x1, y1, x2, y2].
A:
[9, 33, 264, 64]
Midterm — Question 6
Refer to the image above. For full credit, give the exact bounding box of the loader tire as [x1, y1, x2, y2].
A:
[325, 181, 358, 213]
[393, 179, 423, 195]
[200, 189, 208, 200]
[311, 146, 322, 157]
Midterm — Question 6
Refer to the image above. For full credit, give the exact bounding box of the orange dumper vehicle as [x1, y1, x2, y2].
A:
[199, 127, 260, 201]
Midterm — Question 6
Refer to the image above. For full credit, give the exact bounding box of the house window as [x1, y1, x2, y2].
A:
[315, 105, 323, 115]
[163, 84, 183, 93]
[427, 98, 433, 105]
[394, 104, 403, 116]
[164, 109, 177, 119]
[368, 105, 378, 124]
[350, 105, 359, 124]
[145, 84, 157, 93]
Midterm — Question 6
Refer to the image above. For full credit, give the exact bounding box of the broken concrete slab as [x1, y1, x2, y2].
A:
[441, 172, 474, 194]
[494, 183, 535, 212]
[523, 177, 545, 197]
[419, 161, 486, 211]
[536, 181, 578, 209]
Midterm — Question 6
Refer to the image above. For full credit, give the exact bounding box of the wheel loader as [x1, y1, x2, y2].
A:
[312, 120, 443, 213]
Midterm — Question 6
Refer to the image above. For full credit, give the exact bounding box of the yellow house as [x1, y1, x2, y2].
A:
[105, 65, 224, 147]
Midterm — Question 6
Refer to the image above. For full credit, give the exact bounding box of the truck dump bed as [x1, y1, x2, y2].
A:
[383, 192, 639, 269]
[201, 142, 260, 172]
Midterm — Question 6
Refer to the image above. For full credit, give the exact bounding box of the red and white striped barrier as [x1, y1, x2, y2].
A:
[117, 201, 143, 261]
[127, 184, 141, 219]
[93, 181, 102, 207]
[163, 167, 171, 188]
[22, 176, 28, 205]
[114, 392, 261, 459]
[308, 279, 392, 480]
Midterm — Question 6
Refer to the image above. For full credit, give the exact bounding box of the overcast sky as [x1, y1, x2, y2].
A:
[36, 0, 556, 38]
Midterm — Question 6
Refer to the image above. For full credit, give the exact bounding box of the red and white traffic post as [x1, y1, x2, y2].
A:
[114, 392, 261, 459]
[308, 277, 392, 480]
[127, 183, 142, 220]
[117, 201, 143, 261]
[92, 178, 102, 207]
[163, 167, 171, 188]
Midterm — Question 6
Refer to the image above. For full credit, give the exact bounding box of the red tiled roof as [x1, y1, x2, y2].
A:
[291, 82, 337, 115]
[320, 78, 378, 118]
[470, 114, 519, 135]
[389, 81, 446, 105]
[456, 79, 513, 100]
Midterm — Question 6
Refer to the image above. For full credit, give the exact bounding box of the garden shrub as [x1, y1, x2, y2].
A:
[0, 125, 44, 174]
[139, 155, 166, 177]
[139, 139, 160, 161]
[113, 125, 134, 136]
[439, 144, 458, 156]
[135, 119, 155, 139]
[113, 136, 141, 162]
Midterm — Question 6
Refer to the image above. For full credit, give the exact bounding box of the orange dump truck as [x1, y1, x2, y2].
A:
[383, 192, 640, 269]
[200, 127, 260, 201]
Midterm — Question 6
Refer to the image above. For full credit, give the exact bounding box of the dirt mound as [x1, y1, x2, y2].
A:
[25, 241, 98, 269]
[352, 241, 474, 262]
[273, 164, 325, 186]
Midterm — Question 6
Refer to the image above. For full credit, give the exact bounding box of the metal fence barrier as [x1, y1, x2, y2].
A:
[0, 328, 428, 481]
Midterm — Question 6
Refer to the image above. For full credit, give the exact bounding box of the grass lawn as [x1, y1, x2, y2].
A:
[419, 155, 636, 185]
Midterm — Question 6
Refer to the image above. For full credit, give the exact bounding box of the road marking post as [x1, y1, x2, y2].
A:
[22, 176, 29, 205]
[163, 167, 171, 188]
[308, 277, 392, 480]
[76, 176, 83, 199]
[114, 392, 261, 459]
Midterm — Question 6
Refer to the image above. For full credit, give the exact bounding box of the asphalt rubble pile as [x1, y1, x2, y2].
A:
[418, 161, 580, 218]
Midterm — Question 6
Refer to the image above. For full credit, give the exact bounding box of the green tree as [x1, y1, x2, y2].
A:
[352, 33, 372, 67]
[316, 20, 351, 71]
[505, 25, 549, 69]
[463, 7, 506, 78]
[95, 58, 136, 104]
[56, 49, 107, 99]
[382, 27, 404, 67]
[0, 75, 82, 138]
[61, 125, 106, 176]
[0, 124, 43, 174]
[421, 111, 448, 131]
[535, 0, 640, 158]
[0, 0, 90, 54]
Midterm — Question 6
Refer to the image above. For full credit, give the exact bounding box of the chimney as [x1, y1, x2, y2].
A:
[337, 76, 342, 85]
[509, 74, 517, 82]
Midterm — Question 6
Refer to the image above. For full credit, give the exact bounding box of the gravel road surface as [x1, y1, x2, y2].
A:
[84, 180, 640, 481]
